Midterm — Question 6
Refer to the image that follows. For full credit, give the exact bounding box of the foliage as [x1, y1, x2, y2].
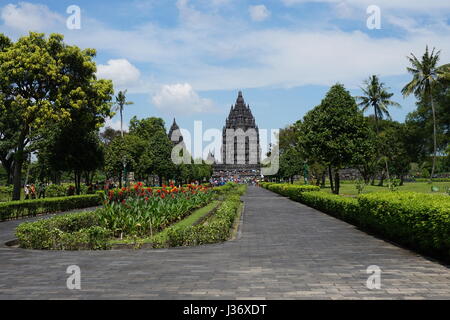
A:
[163, 195, 242, 247]
[299, 84, 375, 194]
[402, 46, 443, 181]
[0, 194, 101, 221]
[16, 210, 110, 250]
[0, 32, 113, 200]
[98, 182, 213, 237]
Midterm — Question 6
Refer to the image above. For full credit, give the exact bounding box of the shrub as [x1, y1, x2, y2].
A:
[295, 191, 360, 224]
[163, 194, 242, 247]
[16, 210, 111, 250]
[357, 192, 450, 257]
[261, 183, 320, 200]
[0, 194, 101, 221]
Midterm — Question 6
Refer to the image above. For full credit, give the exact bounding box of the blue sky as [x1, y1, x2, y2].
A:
[1, 0, 449, 139]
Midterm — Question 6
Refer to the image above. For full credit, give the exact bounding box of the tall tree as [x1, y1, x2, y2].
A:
[0, 32, 113, 199]
[300, 84, 374, 194]
[357, 75, 401, 133]
[357, 75, 400, 184]
[402, 46, 441, 182]
[114, 90, 134, 138]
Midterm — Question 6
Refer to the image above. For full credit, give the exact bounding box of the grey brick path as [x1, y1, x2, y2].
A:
[1, 186, 450, 299]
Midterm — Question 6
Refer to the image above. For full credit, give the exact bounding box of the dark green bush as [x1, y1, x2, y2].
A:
[261, 183, 320, 199]
[357, 192, 450, 258]
[16, 210, 111, 250]
[0, 194, 101, 221]
[164, 195, 242, 247]
[295, 191, 360, 223]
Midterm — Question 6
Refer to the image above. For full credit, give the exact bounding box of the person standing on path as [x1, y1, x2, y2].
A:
[24, 185, 30, 200]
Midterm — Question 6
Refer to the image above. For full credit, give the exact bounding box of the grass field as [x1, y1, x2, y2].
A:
[321, 182, 450, 196]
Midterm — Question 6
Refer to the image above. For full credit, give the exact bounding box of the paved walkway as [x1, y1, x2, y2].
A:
[1, 186, 450, 299]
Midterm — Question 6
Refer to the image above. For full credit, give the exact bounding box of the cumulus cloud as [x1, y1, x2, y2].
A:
[2, 1, 450, 93]
[249, 5, 271, 22]
[0, 2, 64, 32]
[103, 117, 129, 133]
[96, 59, 144, 92]
[152, 83, 216, 114]
[281, 0, 450, 10]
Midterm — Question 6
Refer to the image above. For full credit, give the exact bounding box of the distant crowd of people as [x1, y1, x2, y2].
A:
[210, 177, 260, 186]
[23, 182, 46, 200]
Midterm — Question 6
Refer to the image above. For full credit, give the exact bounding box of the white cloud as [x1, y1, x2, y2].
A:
[2, 1, 450, 94]
[249, 5, 271, 22]
[281, 0, 450, 10]
[0, 2, 64, 32]
[152, 83, 216, 114]
[97, 59, 141, 89]
[104, 117, 129, 132]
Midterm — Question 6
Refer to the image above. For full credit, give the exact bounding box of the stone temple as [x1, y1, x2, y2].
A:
[212, 91, 261, 179]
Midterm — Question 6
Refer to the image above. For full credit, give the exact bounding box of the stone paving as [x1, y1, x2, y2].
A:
[0, 186, 450, 299]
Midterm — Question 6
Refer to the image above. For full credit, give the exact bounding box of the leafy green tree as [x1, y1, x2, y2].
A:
[300, 84, 374, 194]
[46, 130, 104, 194]
[129, 117, 175, 185]
[402, 46, 442, 182]
[0, 32, 113, 199]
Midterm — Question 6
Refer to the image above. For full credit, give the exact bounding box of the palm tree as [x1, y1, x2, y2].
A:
[402, 46, 441, 183]
[357, 75, 400, 185]
[113, 90, 134, 138]
[357, 75, 401, 134]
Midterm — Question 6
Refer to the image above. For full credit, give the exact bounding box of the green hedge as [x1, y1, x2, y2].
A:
[0, 194, 102, 221]
[357, 192, 450, 258]
[16, 210, 110, 250]
[161, 194, 243, 247]
[261, 183, 320, 200]
[295, 191, 360, 224]
[262, 183, 450, 262]
[414, 178, 450, 183]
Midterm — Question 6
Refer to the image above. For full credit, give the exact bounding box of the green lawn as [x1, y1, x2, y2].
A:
[321, 182, 450, 196]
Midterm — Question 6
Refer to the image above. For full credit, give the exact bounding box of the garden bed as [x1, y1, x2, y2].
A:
[14, 183, 247, 250]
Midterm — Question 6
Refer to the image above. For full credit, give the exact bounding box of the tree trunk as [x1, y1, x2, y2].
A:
[12, 131, 27, 201]
[12, 155, 23, 201]
[328, 165, 334, 192]
[334, 170, 340, 194]
[378, 171, 385, 186]
[430, 96, 437, 183]
[399, 175, 404, 186]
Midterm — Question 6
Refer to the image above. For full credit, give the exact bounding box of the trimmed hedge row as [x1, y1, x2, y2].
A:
[262, 183, 450, 261]
[260, 183, 320, 199]
[357, 192, 450, 257]
[414, 178, 450, 182]
[16, 210, 111, 250]
[0, 194, 102, 221]
[162, 194, 243, 247]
